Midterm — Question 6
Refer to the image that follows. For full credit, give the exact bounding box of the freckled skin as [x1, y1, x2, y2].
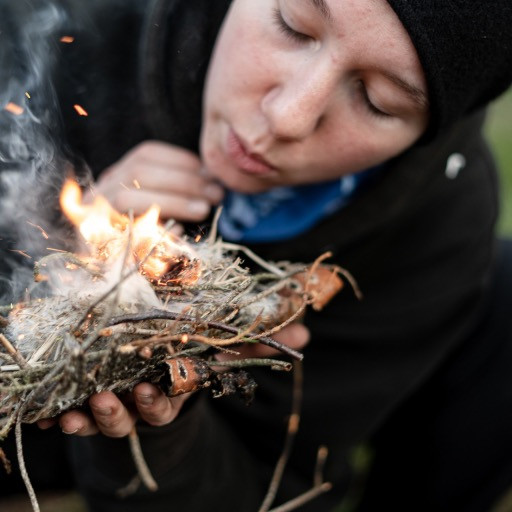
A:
[201, 0, 429, 194]
[46, 0, 431, 439]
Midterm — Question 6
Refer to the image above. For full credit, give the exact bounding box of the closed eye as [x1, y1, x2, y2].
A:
[273, 8, 312, 43]
[357, 81, 391, 118]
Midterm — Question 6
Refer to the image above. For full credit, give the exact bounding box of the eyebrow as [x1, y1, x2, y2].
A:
[382, 71, 429, 110]
[307, 0, 334, 23]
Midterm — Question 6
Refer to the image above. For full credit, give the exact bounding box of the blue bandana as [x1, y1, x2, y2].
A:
[218, 168, 379, 243]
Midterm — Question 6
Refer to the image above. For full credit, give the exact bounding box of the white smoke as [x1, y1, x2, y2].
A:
[0, 2, 77, 302]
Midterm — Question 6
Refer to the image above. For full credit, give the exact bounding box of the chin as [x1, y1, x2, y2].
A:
[210, 164, 274, 195]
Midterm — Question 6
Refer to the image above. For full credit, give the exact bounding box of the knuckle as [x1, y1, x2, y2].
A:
[141, 401, 174, 427]
[133, 141, 154, 159]
[98, 416, 130, 437]
[144, 411, 174, 427]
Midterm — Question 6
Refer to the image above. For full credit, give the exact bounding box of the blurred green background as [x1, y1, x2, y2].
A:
[486, 89, 512, 235]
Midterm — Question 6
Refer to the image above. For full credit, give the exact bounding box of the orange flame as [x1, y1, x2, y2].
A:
[59, 179, 200, 283]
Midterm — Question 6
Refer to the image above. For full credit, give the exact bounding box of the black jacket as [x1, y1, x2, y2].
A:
[0, 1, 503, 510]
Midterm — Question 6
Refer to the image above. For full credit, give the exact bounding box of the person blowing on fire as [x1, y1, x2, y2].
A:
[0, 0, 512, 510]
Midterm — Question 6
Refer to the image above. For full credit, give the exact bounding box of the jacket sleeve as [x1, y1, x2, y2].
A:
[68, 393, 269, 512]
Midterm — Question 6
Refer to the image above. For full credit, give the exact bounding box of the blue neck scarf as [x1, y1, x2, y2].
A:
[218, 167, 380, 243]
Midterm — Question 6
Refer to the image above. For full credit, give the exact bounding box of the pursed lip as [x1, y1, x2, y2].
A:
[225, 128, 276, 175]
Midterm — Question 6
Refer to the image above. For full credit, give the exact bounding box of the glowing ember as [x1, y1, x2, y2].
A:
[4, 102, 24, 116]
[26, 221, 49, 240]
[73, 104, 88, 116]
[59, 179, 201, 282]
[60, 36, 75, 43]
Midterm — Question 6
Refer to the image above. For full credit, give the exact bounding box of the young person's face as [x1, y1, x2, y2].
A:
[201, 0, 429, 194]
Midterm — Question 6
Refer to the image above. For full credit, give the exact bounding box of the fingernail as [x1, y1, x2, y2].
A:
[136, 394, 154, 406]
[62, 427, 80, 435]
[188, 200, 209, 216]
[92, 406, 112, 416]
[203, 183, 224, 202]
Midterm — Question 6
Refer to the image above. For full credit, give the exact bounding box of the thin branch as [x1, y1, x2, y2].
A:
[108, 309, 303, 361]
[221, 242, 286, 277]
[0, 333, 29, 368]
[34, 252, 104, 281]
[251, 300, 309, 341]
[208, 206, 223, 245]
[0, 446, 12, 474]
[314, 446, 329, 488]
[15, 402, 40, 512]
[208, 358, 292, 371]
[128, 426, 158, 492]
[116, 476, 141, 499]
[267, 482, 333, 512]
[258, 360, 303, 512]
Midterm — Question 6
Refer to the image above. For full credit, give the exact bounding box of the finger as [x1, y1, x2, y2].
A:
[122, 141, 202, 170]
[102, 188, 214, 222]
[37, 418, 57, 430]
[134, 382, 187, 427]
[89, 391, 135, 438]
[272, 323, 310, 350]
[217, 323, 310, 361]
[59, 410, 99, 436]
[120, 167, 223, 202]
[99, 142, 202, 190]
[98, 166, 223, 204]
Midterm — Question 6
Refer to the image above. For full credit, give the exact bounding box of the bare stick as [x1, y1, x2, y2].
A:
[108, 309, 303, 360]
[128, 426, 158, 492]
[208, 358, 292, 371]
[0, 398, 24, 440]
[208, 206, 223, 245]
[314, 446, 329, 488]
[258, 360, 303, 512]
[0, 446, 12, 474]
[116, 476, 141, 498]
[221, 242, 286, 277]
[267, 482, 333, 512]
[34, 252, 104, 281]
[0, 333, 29, 368]
[15, 407, 40, 512]
[267, 446, 332, 512]
[251, 300, 309, 341]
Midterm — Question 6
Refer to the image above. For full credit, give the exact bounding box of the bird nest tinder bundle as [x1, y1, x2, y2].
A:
[0, 180, 358, 443]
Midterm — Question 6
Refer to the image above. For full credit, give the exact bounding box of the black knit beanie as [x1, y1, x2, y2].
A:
[386, 1, 512, 140]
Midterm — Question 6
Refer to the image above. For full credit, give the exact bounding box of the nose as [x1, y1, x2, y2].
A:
[260, 61, 337, 140]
